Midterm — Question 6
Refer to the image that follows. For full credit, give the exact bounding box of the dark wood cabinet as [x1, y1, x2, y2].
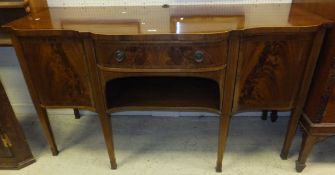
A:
[0, 80, 35, 169]
[280, 0, 335, 172]
[0, 0, 47, 170]
[0, 0, 47, 169]
[3, 4, 332, 172]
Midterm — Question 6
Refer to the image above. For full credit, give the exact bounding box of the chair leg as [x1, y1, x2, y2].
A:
[35, 106, 59, 155]
[296, 133, 317, 172]
[98, 112, 117, 169]
[261, 110, 268, 120]
[74, 108, 81, 119]
[270, 110, 278, 122]
[280, 108, 301, 160]
[216, 115, 231, 172]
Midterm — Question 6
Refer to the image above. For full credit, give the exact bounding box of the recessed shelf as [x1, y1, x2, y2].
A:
[106, 77, 220, 113]
[0, 0, 26, 8]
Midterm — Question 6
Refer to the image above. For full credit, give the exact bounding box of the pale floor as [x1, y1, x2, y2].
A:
[1, 114, 335, 175]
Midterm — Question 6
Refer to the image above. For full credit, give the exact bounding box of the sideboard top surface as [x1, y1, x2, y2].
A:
[3, 3, 332, 35]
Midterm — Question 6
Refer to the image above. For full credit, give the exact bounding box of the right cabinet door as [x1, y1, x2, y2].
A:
[235, 33, 314, 111]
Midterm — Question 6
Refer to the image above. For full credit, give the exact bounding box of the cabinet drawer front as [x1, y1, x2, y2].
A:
[95, 42, 228, 69]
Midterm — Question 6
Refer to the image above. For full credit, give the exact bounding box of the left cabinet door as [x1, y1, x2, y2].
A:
[18, 37, 93, 107]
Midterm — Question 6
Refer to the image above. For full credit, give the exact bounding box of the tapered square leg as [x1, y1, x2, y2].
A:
[261, 110, 268, 120]
[216, 115, 231, 172]
[215, 162, 222, 172]
[74, 108, 81, 119]
[270, 110, 278, 122]
[35, 106, 59, 155]
[296, 133, 317, 172]
[280, 108, 301, 160]
[98, 113, 117, 169]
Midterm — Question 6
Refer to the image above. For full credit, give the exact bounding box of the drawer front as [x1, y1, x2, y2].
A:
[95, 42, 228, 69]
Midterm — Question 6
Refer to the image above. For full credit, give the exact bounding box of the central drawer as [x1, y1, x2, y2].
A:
[94, 41, 228, 69]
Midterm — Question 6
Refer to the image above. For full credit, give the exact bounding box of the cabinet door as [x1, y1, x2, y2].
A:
[0, 131, 13, 158]
[0, 80, 34, 169]
[235, 34, 314, 110]
[323, 86, 335, 122]
[19, 37, 92, 107]
[0, 83, 14, 159]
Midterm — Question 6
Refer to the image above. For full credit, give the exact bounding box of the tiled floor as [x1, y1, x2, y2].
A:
[1, 114, 335, 175]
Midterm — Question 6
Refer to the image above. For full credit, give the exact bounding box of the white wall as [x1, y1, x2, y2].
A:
[47, 0, 291, 7]
[0, 0, 292, 117]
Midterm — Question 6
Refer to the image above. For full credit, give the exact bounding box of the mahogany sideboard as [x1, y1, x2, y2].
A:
[0, 79, 35, 169]
[279, 0, 335, 172]
[3, 4, 332, 172]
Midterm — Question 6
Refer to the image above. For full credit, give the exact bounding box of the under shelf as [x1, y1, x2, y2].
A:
[106, 77, 221, 112]
[0, 0, 26, 8]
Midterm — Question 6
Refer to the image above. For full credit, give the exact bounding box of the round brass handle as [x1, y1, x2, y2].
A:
[114, 50, 126, 63]
[194, 50, 205, 63]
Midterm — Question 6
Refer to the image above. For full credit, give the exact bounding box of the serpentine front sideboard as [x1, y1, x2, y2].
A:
[3, 4, 332, 172]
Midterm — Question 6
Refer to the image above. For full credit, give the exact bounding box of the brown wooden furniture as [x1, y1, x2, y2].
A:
[3, 4, 332, 172]
[0, 0, 48, 46]
[279, 0, 335, 172]
[0, 0, 84, 119]
[0, 79, 35, 169]
[0, 0, 42, 170]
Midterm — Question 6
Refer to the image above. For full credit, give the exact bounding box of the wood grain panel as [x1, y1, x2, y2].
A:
[303, 55, 335, 123]
[19, 37, 92, 107]
[293, 1, 335, 123]
[95, 42, 228, 69]
[0, 80, 35, 169]
[304, 53, 335, 123]
[236, 34, 314, 110]
[324, 87, 335, 122]
[281, 1, 335, 172]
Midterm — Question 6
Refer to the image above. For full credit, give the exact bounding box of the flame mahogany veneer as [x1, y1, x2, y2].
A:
[3, 4, 333, 172]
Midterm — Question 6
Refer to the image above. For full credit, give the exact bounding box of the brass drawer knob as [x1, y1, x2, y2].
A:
[114, 50, 125, 63]
[194, 50, 205, 63]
